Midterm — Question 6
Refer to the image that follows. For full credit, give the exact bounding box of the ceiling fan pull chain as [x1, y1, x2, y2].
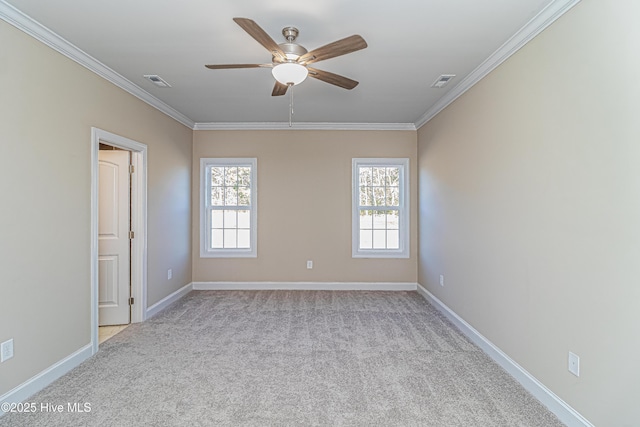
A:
[289, 83, 294, 127]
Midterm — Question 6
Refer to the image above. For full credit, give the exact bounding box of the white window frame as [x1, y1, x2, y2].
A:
[200, 158, 257, 258]
[352, 158, 409, 258]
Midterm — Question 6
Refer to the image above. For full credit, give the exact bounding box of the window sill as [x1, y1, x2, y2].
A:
[200, 249, 257, 258]
[352, 250, 409, 259]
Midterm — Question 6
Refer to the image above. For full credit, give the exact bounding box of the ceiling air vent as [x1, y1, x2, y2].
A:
[143, 75, 171, 88]
[431, 74, 456, 88]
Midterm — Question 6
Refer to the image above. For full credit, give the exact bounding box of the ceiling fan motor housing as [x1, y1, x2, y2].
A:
[276, 27, 308, 62]
[276, 43, 308, 62]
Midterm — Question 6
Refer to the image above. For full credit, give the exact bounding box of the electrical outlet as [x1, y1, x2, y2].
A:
[568, 352, 580, 377]
[439, 275, 444, 287]
[1, 339, 14, 362]
[167, 269, 172, 280]
[306, 260, 313, 269]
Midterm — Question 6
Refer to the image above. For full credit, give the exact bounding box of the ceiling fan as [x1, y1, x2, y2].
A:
[205, 18, 368, 96]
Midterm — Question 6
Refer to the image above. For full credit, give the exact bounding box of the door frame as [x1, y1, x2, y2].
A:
[90, 127, 148, 354]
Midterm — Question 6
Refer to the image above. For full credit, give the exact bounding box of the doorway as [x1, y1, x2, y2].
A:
[91, 128, 148, 354]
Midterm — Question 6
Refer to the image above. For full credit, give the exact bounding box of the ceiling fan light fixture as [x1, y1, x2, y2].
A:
[272, 63, 308, 86]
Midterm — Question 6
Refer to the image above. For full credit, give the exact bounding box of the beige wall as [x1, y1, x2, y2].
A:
[193, 130, 417, 283]
[0, 20, 192, 396]
[417, 0, 640, 425]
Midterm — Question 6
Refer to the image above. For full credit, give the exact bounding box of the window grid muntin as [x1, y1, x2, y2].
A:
[201, 158, 257, 258]
[208, 165, 252, 250]
[357, 165, 402, 251]
[352, 158, 409, 258]
[209, 208, 251, 249]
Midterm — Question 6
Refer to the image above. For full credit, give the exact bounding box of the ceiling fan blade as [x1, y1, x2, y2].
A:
[233, 18, 286, 61]
[299, 35, 367, 65]
[272, 81, 289, 96]
[307, 67, 359, 90]
[205, 64, 272, 69]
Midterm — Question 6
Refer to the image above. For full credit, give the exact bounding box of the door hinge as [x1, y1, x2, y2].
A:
[129, 230, 135, 239]
[129, 297, 135, 305]
[129, 164, 135, 174]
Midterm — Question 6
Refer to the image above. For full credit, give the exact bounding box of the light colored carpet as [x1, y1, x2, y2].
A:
[0, 291, 564, 426]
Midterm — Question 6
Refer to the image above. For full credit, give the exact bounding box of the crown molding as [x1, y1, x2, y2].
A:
[2, 0, 580, 132]
[414, 0, 582, 129]
[0, 0, 195, 129]
[193, 122, 417, 131]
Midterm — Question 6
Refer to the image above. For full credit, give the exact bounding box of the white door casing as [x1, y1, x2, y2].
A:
[98, 150, 131, 326]
[91, 127, 148, 354]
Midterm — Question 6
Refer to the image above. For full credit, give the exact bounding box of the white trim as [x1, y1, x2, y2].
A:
[91, 128, 148, 355]
[146, 282, 194, 319]
[200, 158, 258, 258]
[0, 344, 92, 412]
[414, 0, 582, 129]
[416, 284, 594, 427]
[352, 158, 410, 259]
[0, 1, 194, 129]
[193, 122, 417, 131]
[193, 282, 417, 291]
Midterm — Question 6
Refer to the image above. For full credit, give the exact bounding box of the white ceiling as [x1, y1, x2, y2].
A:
[2, 0, 575, 128]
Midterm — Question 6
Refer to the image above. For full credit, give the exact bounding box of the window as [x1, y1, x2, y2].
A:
[200, 158, 257, 257]
[352, 158, 409, 258]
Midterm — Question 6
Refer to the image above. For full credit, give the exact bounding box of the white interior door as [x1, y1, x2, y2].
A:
[98, 150, 131, 326]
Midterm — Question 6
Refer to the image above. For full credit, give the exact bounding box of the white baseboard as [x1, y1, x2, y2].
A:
[192, 281, 417, 291]
[146, 282, 193, 319]
[0, 343, 92, 415]
[0, 283, 194, 415]
[416, 284, 593, 427]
